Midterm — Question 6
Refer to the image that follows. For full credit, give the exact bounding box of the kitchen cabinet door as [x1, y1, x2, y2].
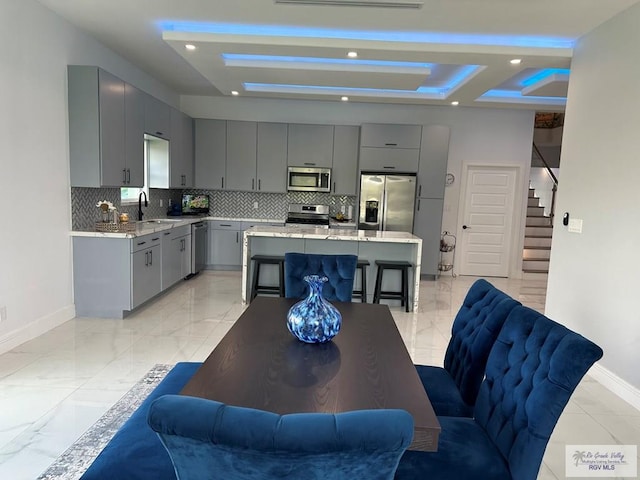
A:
[332, 125, 359, 195]
[98, 69, 126, 187]
[144, 93, 171, 139]
[169, 109, 194, 188]
[124, 83, 145, 187]
[416, 125, 450, 199]
[361, 124, 422, 149]
[359, 146, 420, 173]
[226, 121, 257, 191]
[195, 119, 226, 189]
[132, 244, 162, 308]
[287, 124, 334, 168]
[413, 198, 444, 276]
[208, 221, 242, 268]
[257, 122, 288, 193]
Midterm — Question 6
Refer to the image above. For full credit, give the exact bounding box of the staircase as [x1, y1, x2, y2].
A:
[523, 187, 553, 276]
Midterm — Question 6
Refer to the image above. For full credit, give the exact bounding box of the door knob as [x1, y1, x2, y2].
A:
[462, 225, 470, 230]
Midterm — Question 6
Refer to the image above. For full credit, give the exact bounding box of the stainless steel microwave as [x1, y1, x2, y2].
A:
[287, 167, 331, 192]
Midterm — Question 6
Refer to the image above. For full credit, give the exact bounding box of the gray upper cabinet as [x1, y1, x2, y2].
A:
[68, 66, 144, 188]
[332, 125, 359, 195]
[257, 123, 288, 193]
[169, 108, 194, 188]
[195, 119, 226, 189]
[287, 124, 334, 168]
[144, 93, 171, 140]
[416, 125, 451, 199]
[360, 124, 422, 149]
[359, 147, 420, 173]
[226, 121, 257, 191]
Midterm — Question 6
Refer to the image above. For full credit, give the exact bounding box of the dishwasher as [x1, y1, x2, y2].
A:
[190, 221, 207, 276]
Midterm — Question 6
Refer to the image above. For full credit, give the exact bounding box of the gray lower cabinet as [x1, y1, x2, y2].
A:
[161, 226, 192, 289]
[195, 119, 226, 189]
[413, 198, 444, 276]
[207, 221, 242, 269]
[73, 229, 192, 318]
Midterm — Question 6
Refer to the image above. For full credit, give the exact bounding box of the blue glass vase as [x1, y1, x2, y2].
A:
[287, 275, 342, 343]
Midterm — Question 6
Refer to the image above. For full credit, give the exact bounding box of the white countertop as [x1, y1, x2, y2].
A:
[70, 216, 285, 239]
[244, 225, 422, 244]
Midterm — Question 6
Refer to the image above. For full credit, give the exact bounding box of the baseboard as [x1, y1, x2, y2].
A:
[589, 363, 640, 412]
[0, 304, 76, 355]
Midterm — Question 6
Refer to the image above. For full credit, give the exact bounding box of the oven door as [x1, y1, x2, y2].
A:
[287, 167, 331, 192]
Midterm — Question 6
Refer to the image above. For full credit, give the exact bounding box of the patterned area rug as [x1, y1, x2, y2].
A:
[37, 364, 173, 480]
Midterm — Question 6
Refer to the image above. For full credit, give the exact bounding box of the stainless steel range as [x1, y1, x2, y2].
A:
[285, 204, 330, 229]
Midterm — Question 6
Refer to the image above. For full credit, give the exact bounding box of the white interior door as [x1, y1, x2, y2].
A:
[458, 166, 517, 277]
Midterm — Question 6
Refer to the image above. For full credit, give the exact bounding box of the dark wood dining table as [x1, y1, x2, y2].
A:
[181, 296, 440, 451]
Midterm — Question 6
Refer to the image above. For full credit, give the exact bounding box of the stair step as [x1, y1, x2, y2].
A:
[526, 216, 552, 226]
[528, 188, 536, 198]
[526, 226, 553, 237]
[524, 236, 552, 248]
[527, 206, 546, 216]
[527, 197, 540, 207]
[523, 260, 550, 271]
[523, 248, 551, 260]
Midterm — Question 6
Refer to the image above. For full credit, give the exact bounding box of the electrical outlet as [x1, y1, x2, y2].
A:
[0, 306, 6, 323]
[159, 199, 163, 207]
[253, 202, 259, 209]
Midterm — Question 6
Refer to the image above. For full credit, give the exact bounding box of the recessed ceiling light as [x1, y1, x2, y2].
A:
[347, 51, 358, 58]
[341, 96, 349, 101]
[510, 58, 522, 65]
[231, 90, 239, 96]
[451, 101, 459, 106]
[185, 44, 196, 51]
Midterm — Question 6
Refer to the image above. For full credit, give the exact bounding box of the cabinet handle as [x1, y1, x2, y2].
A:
[221, 177, 224, 189]
[126, 169, 131, 184]
[156, 131, 163, 136]
[149, 250, 153, 265]
[145, 251, 149, 266]
[183, 175, 186, 186]
[220, 224, 231, 227]
[164, 232, 171, 236]
[137, 241, 146, 246]
[252, 179, 255, 190]
[383, 166, 396, 169]
[385, 143, 398, 146]
[418, 185, 422, 197]
[417, 198, 421, 211]
[304, 162, 316, 166]
[333, 181, 336, 193]
[152, 237, 160, 241]
[236, 232, 239, 243]
[258, 179, 261, 190]
[123, 169, 127, 184]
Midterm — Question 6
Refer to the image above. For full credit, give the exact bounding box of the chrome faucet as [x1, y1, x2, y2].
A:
[138, 191, 148, 221]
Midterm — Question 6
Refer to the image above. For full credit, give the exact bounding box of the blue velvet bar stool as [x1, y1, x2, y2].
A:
[373, 260, 412, 312]
[250, 255, 285, 301]
[352, 259, 369, 303]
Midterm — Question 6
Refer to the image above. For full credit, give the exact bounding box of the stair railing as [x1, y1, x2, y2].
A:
[532, 142, 558, 222]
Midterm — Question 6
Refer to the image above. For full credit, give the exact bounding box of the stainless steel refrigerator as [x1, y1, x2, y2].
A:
[358, 174, 416, 231]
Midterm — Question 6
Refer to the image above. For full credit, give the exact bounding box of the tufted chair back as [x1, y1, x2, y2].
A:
[443, 279, 521, 406]
[148, 395, 414, 480]
[284, 253, 358, 302]
[474, 305, 604, 480]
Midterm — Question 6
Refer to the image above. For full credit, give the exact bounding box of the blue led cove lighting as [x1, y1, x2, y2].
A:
[479, 89, 567, 104]
[222, 53, 433, 69]
[160, 21, 574, 49]
[521, 68, 570, 87]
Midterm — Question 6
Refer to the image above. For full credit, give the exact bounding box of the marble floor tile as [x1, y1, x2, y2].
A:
[0, 271, 637, 480]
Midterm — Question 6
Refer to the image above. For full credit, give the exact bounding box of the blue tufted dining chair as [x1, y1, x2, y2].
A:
[148, 395, 414, 480]
[284, 252, 358, 302]
[395, 305, 603, 480]
[415, 279, 521, 416]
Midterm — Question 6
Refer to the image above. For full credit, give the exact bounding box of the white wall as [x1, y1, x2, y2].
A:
[0, 0, 178, 352]
[546, 3, 640, 400]
[182, 96, 535, 276]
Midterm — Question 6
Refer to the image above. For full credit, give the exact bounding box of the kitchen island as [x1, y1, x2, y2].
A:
[242, 226, 423, 311]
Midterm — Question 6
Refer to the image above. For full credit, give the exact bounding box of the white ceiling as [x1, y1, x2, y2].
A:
[37, 0, 639, 110]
